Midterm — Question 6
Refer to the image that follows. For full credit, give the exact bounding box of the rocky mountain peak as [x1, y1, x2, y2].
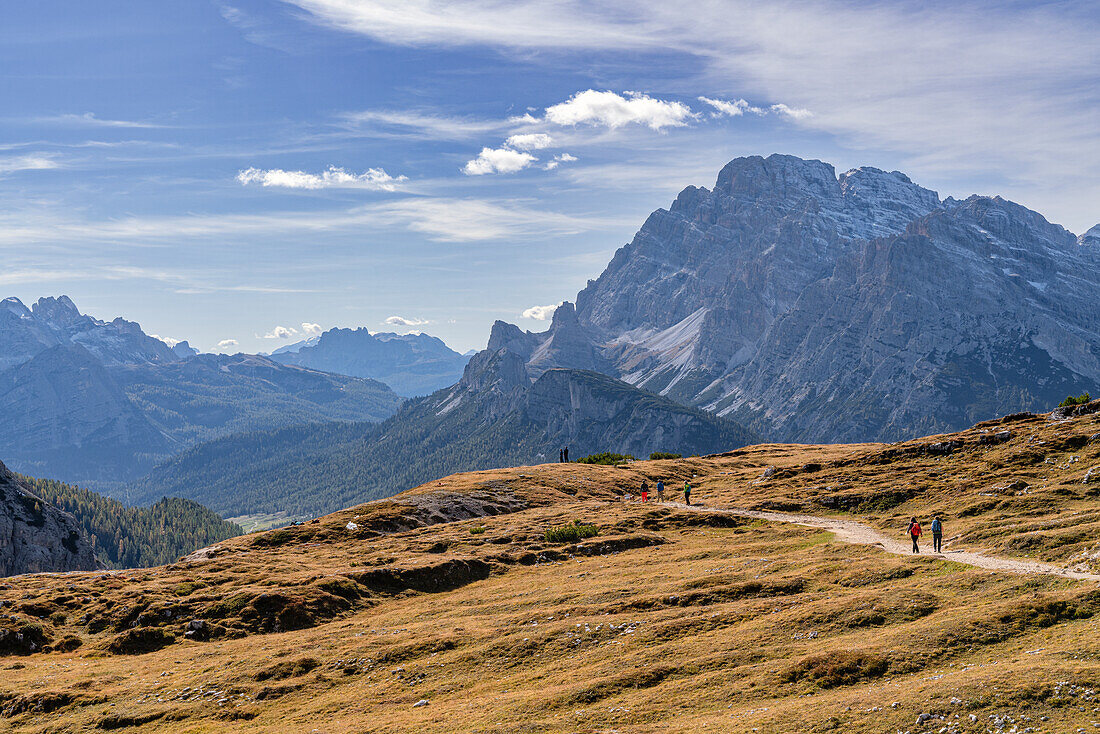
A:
[1, 297, 32, 319]
[486, 320, 539, 359]
[32, 295, 89, 330]
[527, 302, 608, 378]
[838, 166, 941, 238]
[714, 154, 841, 203]
[1079, 223, 1100, 247]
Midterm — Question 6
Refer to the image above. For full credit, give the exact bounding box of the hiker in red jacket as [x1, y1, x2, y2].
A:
[907, 517, 922, 554]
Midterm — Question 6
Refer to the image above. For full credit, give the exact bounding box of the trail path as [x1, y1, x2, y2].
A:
[664, 501, 1100, 582]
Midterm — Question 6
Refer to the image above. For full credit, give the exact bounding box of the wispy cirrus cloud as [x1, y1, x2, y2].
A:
[336, 109, 507, 141]
[283, 0, 1100, 231]
[0, 153, 61, 175]
[237, 165, 406, 191]
[0, 197, 626, 247]
[35, 112, 167, 129]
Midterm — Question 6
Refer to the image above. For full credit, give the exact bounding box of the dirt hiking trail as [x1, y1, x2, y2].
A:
[663, 501, 1100, 582]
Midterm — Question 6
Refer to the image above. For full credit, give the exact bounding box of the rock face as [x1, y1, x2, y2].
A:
[496, 154, 1099, 442]
[0, 460, 99, 575]
[270, 327, 470, 397]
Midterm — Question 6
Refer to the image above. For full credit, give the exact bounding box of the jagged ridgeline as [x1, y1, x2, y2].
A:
[19, 474, 241, 569]
[128, 367, 757, 518]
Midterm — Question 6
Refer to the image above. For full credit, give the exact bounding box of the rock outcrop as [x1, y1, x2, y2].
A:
[0, 460, 99, 576]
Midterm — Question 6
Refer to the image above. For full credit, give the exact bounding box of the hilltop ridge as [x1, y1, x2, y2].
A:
[2, 401, 1099, 731]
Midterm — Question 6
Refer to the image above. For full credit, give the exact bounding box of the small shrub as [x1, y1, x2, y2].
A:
[784, 650, 889, 688]
[469, 526, 486, 535]
[649, 452, 681, 460]
[576, 453, 634, 465]
[174, 581, 206, 597]
[544, 521, 600, 543]
[49, 611, 67, 626]
[1059, 392, 1092, 408]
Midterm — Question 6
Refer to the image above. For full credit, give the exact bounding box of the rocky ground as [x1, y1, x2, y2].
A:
[0, 401, 1098, 732]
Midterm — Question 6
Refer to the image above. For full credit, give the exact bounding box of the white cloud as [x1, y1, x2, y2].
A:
[37, 112, 165, 129]
[698, 96, 811, 120]
[263, 325, 299, 339]
[504, 132, 553, 150]
[283, 0, 1100, 233]
[698, 96, 758, 117]
[769, 103, 812, 120]
[301, 321, 323, 335]
[237, 165, 406, 191]
[522, 303, 561, 320]
[0, 154, 60, 175]
[544, 153, 577, 171]
[384, 315, 430, 327]
[368, 198, 628, 242]
[150, 334, 182, 347]
[217, 338, 239, 349]
[337, 109, 506, 140]
[0, 197, 630, 247]
[543, 90, 694, 130]
[462, 147, 537, 175]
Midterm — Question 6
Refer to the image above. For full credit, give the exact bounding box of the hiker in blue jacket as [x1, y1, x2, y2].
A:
[931, 515, 943, 553]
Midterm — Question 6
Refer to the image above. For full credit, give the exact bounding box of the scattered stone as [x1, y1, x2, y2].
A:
[761, 466, 776, 480]
[1084, 467, 1100, 484]
[413, 699, 429, 708]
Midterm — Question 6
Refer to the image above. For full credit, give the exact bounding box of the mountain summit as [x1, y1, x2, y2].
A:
[506, 154, 1098, 442]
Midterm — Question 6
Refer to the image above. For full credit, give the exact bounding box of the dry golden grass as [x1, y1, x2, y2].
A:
[1, 402, 1099, 732]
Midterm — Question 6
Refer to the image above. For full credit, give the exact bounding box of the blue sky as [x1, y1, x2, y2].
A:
[1, 1, 1096, 353]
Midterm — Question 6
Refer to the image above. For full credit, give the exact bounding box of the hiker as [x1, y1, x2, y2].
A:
[640, 479, 649, 502]
[656, 480, 665, 502]
[931, 515, 943, 553]
[564, 446, 569, 462]
[558, 448, 564, 463]
[908, 517, 922, 553]
[683, 480, 692, 506]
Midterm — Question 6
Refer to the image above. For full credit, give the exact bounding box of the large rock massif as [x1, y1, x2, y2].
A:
[0, 296, 402, 487]
[270, 328, 470, 397]
[0, 460, 99, 575]
[497, 154, 1098, 442]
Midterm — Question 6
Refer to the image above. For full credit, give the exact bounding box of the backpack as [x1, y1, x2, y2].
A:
[910, 522, 922, 537]
[931, 519, 942, 534]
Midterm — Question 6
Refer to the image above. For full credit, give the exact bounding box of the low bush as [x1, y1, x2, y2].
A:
[575, 453, 634, 465]
[469, 526, 486, 535]
[784, 650, 889, 688]
[1059, 392, 1092, 408]
[649, 452, 682, 460]
[544, 521, 599, 543]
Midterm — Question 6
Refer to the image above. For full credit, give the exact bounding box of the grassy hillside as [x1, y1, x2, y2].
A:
[19, 475, 242, 569]
[127, 368, 756, 518]
[1, 401, 1099, 732]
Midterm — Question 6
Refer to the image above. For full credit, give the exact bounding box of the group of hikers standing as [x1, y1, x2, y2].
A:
[907, 515, 944, 553]
[633, 478, 692, 505]
[557, 446, 570, 463]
